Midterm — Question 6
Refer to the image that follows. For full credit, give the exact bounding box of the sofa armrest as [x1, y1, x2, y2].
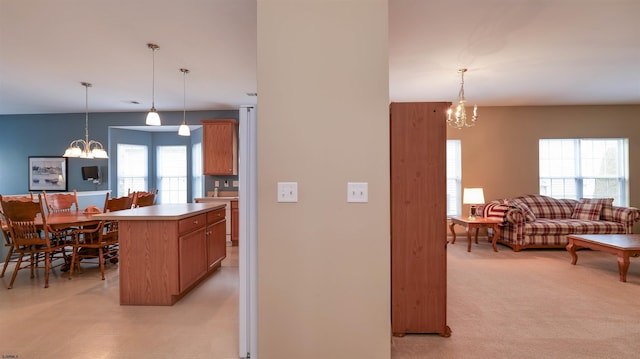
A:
[610, 206, 640, 233]
[478, 202, 525, 226]
[505, 207, 525, 226]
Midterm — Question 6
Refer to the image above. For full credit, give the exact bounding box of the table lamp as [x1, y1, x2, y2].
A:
[463, 188, 485, 219]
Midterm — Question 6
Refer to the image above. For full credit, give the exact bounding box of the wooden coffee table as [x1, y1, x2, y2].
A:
[449, 216, 503, 252]
[566, 234, 640, 282]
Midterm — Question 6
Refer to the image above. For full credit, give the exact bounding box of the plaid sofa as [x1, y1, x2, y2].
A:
[479, 194, 640, 251]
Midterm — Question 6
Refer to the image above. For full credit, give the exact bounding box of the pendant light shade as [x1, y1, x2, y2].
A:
[146, 43, 161, 126]
[178, 68, 191, 137]
[146, 108, 160, 126]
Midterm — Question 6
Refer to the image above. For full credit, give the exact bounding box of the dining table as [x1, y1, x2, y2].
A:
[34, 211, 103, 272]
[37, 211, 101, 229]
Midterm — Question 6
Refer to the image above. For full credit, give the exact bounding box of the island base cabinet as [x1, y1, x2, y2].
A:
[179, 227, 207, 293]
[117, 206, 227, 306]
[206, 209, 227, 270]
[119, 220, 181, 306]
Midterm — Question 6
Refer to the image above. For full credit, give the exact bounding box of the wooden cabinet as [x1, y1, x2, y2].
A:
[390, 102, 450, 337]
[179, 224, 207, 292]
[101, 203, 227, 305]
[231, 199, 239, 245]
[202, 119, 238, 175]
[206, 208, 227, 270]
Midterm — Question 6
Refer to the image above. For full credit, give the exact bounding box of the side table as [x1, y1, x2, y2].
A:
[449, 216, 503, 252]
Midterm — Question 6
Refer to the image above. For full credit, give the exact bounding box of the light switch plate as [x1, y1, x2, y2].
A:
[347, 182, 368, 203]
[277, 182, 298, 202]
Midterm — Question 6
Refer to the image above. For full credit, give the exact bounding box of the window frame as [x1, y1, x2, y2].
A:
[539, 138, 629, 206]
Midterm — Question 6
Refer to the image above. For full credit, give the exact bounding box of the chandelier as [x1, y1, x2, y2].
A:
[178, 68, 191, 136]
[146, 43, 161, 126]
[447, 68, 478, 129]
[63, 82, 108, 159]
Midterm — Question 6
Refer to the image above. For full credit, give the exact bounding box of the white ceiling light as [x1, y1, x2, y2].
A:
[178, 68, 191, 137]
[447, 68, 478, 129]
[63, 82, 108, 159]
[146, 43, 161, 126]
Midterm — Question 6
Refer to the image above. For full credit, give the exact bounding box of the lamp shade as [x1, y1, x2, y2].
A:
[178, 124, 191, 136]
[463, 188, 485, 204]
[146, 109, 161, 126]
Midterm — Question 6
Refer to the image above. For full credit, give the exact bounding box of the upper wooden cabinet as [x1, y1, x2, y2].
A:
[202, 119, 238, 175]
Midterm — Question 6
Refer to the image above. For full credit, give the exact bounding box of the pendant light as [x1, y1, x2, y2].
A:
[146, 43, 161, 126]
[63, 82, 108, 159]
[178, 68, 191, 136]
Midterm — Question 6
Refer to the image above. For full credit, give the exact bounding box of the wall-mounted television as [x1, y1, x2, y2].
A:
[81, 166, 99, 180]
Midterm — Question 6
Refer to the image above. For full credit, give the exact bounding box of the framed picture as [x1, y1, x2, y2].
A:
[28, 156, 68, 192]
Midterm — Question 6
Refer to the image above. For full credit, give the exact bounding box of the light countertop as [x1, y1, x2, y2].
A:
[195, 197, 239, 202]
[93, 203, 225, 221]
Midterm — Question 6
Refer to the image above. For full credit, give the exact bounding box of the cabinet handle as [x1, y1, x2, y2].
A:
[194, 220, 199, 224]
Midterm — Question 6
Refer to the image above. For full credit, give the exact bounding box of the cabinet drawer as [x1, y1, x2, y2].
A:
[207, 208, 226, 224]
[179, 214, 206, 235]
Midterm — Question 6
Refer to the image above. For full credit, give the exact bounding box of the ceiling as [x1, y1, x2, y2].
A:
[1, 0, 638, 116]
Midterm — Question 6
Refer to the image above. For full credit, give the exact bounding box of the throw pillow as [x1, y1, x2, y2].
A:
[482, 202, 511, 222]
[571, 201, 603, 221]
[510, 199, 536, 222]
[580, 198, 614, 221]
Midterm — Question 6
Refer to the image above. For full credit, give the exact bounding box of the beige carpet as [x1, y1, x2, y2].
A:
[392, 236, 640, 359]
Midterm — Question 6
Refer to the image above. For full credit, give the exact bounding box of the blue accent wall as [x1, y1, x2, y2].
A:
[0, 110, 238, 195]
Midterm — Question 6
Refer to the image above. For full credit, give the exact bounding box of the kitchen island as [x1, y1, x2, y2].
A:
[93, 203, 227, 305]
[195, 196, 239, 245]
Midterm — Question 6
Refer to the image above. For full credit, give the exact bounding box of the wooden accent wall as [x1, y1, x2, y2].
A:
[390, 102, 450, 336]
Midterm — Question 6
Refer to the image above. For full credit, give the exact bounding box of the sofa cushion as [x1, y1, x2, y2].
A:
[523, 218, 626, 236]
[580, 198, 614, 221]
[571, 201, 603, 221]
[510, 198, 536, 222]
[515, 194, 576, 219]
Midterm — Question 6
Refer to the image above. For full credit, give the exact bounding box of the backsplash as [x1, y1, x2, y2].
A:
[205, 175, 239, 192]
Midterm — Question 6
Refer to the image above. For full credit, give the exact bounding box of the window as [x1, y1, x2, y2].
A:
[539, 138, 629, 205]
[192, 142, 203, 201]
[117, 144, 148, 197]
[157, 145, 187, 204]
[446, 140, 462, 216]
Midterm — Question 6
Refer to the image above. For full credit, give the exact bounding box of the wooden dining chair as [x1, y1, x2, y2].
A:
[68, 193, 133, 280]
[104, 193, 134, 213]
[0, 194, 69, 289]
[43, 189, 79, 213]
[132, 189, 158, 208]
[0, 193, 34, 278]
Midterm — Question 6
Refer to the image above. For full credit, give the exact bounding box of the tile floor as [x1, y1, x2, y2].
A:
[0, 246, 240, 359]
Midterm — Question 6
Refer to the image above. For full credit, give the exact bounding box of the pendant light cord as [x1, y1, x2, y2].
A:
[183, 69, 186, 123]
[180, 68, 190, 125]
[82, 82, 91, 143]
[151, 47, 156, 108]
